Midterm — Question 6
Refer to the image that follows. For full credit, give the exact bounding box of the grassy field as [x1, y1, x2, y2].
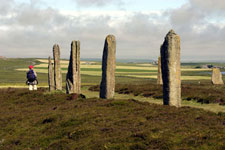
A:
[2, 58, 223, 87]
[1, 58, 153, 86]
[1, 88, 225, 149]
[1, 58, 225, 149]
[1, 58, 225, 105]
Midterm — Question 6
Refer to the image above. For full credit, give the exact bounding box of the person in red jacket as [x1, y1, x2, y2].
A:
[26, 65, 38, 90]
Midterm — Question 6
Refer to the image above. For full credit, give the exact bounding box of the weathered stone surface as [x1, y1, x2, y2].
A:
[100, 35, 116, 99]
[66, 41, 81, 94]
[161, 30, 181, 107]
[53, 44, 62, 90]
[157, 56, 163, 85]
[48, 56, 54, 91]
[212, 68, 224, 85]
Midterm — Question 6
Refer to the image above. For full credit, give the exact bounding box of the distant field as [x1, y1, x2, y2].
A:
[0, 58, 225, 86]
[16, 59, 215, 81]
[126, 75, 211, 80]
[36, 59, 96, 65]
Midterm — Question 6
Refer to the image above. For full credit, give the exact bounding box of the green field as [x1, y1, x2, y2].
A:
[1, 57, 225, 111]
[0, 58, 151, 86]
[1, 58, 225, 149]
[1, 58, 224, 87]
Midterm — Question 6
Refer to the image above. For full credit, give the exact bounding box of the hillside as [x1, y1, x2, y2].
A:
[1, 88, 225, 150]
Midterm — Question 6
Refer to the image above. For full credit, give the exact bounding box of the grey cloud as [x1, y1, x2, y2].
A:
[169, 5, 205, 31]
[0, 8, 166, 59]
[168, 0, 225, 61]
[170, 0, 225, 29]
[190, 0, 225, 13]
[0, 0, 14, 15]
[0, 5, 117, 58]
[0, 0, 225, 61]
[114, 13, 170, 58]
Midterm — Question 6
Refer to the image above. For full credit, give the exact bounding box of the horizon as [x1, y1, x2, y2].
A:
[0, 0, 225, 61]
[2, 56, 225, 63]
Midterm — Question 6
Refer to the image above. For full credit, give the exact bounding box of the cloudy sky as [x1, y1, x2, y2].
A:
[0, 0, 225, 61]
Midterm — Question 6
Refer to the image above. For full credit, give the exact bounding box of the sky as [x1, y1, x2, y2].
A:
[0, 0, 225, 61]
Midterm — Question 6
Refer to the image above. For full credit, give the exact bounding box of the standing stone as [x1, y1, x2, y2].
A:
[53, 44, 62, 90]
[66, 41, 81, 94]
[100, 35, 116, 99]
[48, 56, 54, 91]
[157, 56, 163, 85]
[161, 30, 181, 107]
[212, 68, 224, 85]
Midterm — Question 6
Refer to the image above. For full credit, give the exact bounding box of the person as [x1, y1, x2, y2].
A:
[26, 65, 38, 91]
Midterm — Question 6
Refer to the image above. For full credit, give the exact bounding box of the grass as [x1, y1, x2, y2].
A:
[1, 58, 225, 105]
[36, 59, 97, 65]
[3, 58, 152, 86]
[15, 59, 216, 81]
[1, 58, 225, 149]
[89, 81, 225, 105]
[31, 64, 212, 72]
[0, 58, 46, 85]
[2, 58, 225, 105]
[125, 75, 211, 80]
[1, 88, 225, 149]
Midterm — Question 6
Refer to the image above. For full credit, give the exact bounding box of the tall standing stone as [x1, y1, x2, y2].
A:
[157, 56, 163, 85]
[66, 41, 81, 94]
[53, 44, 62, 90]
[212, 68, 224, 85]
[48, 56, 54, 91]
[161, 30, 181, 107]
[100, 35, 116, 99]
